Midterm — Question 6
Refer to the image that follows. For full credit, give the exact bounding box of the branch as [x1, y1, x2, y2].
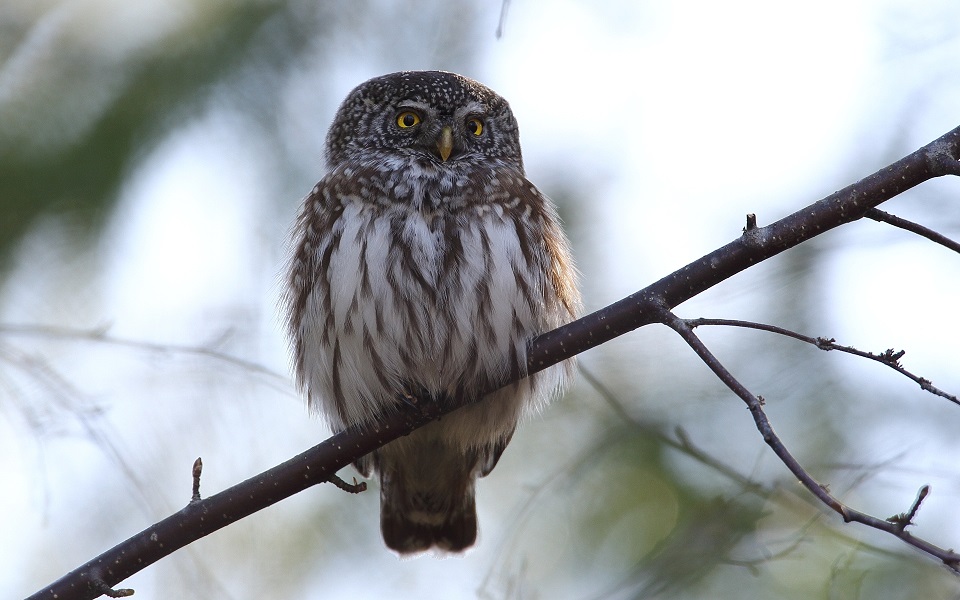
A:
[487, 365, 919, 597]
[25, 125, 960, 599]
[661, 310, 960, 573]
[685, 318, 959, 405]
[865, 208, 960, 255]
[525, 125, 960, 378]
[0, 323, 287, 384]
[27, 405, 435, 600]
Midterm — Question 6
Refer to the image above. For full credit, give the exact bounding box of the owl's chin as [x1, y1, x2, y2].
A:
[372, 153, 465, 182]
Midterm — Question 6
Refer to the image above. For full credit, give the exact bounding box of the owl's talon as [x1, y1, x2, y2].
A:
[396, 389, 443, 421]
[398, 391, 419, 408]
[328, 474, 367, 494]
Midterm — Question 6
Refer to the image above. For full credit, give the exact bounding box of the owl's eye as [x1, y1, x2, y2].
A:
[466, 118, 484, 136]
[396, 111, 421, 129]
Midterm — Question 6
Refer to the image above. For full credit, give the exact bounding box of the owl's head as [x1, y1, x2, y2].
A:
[325, 71, 524, 173]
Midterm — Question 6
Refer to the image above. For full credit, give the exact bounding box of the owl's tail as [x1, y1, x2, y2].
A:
[380, 482, 478, 554]
[375, 438, 482, 554]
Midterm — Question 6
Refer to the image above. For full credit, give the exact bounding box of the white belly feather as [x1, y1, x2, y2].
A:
[298, 198, 562, 449]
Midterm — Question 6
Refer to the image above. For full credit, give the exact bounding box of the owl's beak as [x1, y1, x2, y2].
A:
[437, 126, 453, 162]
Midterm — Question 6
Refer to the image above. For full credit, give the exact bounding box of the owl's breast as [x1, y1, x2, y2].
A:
[291, 160, 573, 431]
[301, 194, 548, 424]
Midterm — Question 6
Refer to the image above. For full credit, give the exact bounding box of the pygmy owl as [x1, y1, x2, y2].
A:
[286, 70, 581, 553]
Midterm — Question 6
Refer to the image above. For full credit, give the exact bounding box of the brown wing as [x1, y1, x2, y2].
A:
[478, 427, 516, 477]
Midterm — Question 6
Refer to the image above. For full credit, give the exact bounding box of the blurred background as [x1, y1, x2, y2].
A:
[3, 0, 960, 598]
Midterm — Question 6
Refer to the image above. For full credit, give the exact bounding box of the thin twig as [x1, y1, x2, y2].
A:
[887, 485, 930, 531]
[492, 365, 855, 594]
[662, 310, 960, 573]
[191, 458, 203, 503]
[0, 343, 166, 515]
[495, 0, 511, 38]
[686, 318, 959, 406]
[91, 579, 133, 598]
[579, 365, 771, 496]
[865, 208, 960, 254]
[0, 323, 288, 384]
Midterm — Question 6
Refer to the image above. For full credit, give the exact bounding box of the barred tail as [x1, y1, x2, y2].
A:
[380, 482, 478, 553]
[376, 437, 483, 554]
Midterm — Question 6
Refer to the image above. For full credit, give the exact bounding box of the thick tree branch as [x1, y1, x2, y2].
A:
[27, 407, 437, 600]
[526, 125, 960, 376]
[26, 125, 960, 599]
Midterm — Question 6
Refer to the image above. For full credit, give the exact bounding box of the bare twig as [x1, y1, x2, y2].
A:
[91, 581, 133, 599]
[0, 343, 165, 516]
[865, 208, 960, 255]
[662, 310, 960, 573]
[0, 323, 288, 385]
[579, 365, 771, 496]
[495, 0, 511, 38]
[483, 377, 905, 598]
[887, 485, 931, 531]
[685, 318, 959, 406]
[191, 458, 203, 503]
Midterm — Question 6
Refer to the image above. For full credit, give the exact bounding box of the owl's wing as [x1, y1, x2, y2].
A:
[477, 427, 515, 478]
[354, 454, 373, 478]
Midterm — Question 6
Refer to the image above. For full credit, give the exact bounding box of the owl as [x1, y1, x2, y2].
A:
[286, 71, 581, 553]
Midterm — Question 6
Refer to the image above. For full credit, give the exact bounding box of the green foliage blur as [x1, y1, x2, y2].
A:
[1, 2, 284, 269]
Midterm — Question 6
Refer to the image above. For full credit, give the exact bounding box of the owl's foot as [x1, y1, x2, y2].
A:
[327, 473, 367, 494]
[396, 387, 442, 421]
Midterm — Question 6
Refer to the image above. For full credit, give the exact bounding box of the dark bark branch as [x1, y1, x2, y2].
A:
[26, 125, 960, 599]
[27, 407, 437, 600]
[526, 125, 960, 377]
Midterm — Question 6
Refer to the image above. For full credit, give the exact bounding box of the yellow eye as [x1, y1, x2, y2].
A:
[466, 118, 483, 136]
[396, 111, 421, 129]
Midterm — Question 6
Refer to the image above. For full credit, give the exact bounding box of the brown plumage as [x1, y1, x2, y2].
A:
[286, 71, 580, 553]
